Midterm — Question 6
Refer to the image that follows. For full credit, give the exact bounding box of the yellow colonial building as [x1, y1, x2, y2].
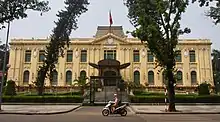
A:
[7, 26, 214, 88]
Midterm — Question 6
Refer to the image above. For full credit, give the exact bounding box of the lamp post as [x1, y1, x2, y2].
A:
[0, 21, 10, 111]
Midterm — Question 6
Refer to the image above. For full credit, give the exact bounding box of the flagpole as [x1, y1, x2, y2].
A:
[109, 10, 113, 34]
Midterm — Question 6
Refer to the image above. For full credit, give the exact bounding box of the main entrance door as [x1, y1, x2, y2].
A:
[103, 71, 116, 86]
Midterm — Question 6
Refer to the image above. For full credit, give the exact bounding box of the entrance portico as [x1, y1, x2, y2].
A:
[89, 59, 130, 87]
[88, 59, 130, 103]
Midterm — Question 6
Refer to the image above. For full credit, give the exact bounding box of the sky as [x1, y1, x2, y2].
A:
[0, 0, 220, 49]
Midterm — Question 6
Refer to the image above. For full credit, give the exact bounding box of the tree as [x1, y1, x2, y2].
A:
[0, 0, 50, 29]
[125, 0, 190, 112]
[35, 0, 89, 96]
[212, 49, 220, 71]
[0, 43, 9, 71]
[73, 76, 89, 95]
[192, 0, 220, 24]
[211, 49, 220, 92]
[4, 80, 16, 96]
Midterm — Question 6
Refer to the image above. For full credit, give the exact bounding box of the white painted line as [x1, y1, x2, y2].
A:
[127, 106, 135, 114]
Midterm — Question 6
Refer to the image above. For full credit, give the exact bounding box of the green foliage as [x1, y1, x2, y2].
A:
[4, 80, 16, 96]
[125, 0, 190, 69]
[193, 0, 220, 24]
[212, 49, 220, 93]
[130, 94, 220, 103]
[0, 0, 50, 29]
[24, 92, 82, 96]
[73, 76, 89, 95]
[125, 80, 146, 93]
[2, 95, 83, 103]
[198, 82, 211, 95]
[36, 0, 89, 95]
[212, 49, 220, 72]
[125, 0, 191, 111]
[133, 91, 165, 96]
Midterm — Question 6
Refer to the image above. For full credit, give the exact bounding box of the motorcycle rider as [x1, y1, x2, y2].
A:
[111, 93, 119, 113]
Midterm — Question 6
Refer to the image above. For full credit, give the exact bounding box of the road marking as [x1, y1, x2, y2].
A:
[127, 106, 136, 114]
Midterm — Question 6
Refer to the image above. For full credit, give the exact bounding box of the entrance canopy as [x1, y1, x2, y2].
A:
[89, 59, 130, 69]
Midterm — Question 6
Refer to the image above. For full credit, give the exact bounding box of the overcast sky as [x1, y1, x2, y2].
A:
[0, 0, 220, 49]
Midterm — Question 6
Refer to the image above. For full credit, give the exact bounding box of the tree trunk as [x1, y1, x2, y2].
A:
[166, 68, 176, 112]
[37, 69, 47, 96]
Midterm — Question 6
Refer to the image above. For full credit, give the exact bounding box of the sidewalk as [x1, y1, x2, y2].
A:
[0, 104, 81, 115]
[130, 105, 220, 114]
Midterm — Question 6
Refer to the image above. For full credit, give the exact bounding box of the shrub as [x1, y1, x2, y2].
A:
[133, 90, 144, 95]
[198, 82, 211, 95]
[129, 95, 220, 103]
[2, 95, 83, 103]
[4, 80, 16, 96]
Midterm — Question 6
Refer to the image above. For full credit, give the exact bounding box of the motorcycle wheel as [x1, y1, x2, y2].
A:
[120, 109, 127, 116]
[102, 109, 110, 116]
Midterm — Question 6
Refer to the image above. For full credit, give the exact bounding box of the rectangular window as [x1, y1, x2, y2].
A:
[147, 50, 154, 62]
[81, 50, 87, 62]
[175, 50, 182, 62]
[133, 50, 140, 62]
[25, 50, 31, 62]
[66, 50, 73, 62]
[39, 50, 45, 62]
[189, 50, 196, 62]
[104, 50, 116, 60]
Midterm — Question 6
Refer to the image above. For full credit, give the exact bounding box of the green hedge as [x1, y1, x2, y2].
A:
[3, 95, 83, 103]
[129, 95, 220, 103]
[23, 92, 82, 96]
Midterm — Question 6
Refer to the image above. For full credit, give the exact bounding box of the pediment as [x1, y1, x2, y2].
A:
[91, 33, 129, 45]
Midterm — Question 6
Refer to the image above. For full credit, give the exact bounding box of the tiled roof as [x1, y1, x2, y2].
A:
[95, 26, 125, 38]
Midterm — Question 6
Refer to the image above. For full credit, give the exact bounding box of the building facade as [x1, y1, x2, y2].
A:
[7, 26, 214, 88]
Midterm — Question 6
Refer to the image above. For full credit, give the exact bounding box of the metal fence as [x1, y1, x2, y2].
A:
[87, 76, 128, 104]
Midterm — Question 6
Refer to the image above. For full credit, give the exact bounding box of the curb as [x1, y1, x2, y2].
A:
[0, 105, 82, 115]
[82, 102, 129, 106]
[2, 103, 82, 105]
[129, 103, 220, 106]
[129, 106, 220, 114]
[135, 111, 220, 114]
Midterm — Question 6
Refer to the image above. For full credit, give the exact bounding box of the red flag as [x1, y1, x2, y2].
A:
[109, 10, 113, 26]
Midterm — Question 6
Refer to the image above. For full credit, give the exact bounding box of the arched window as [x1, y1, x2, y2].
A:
[52, 70, 58, 86]
[176, 71, 183, 85]
[148, 71, 154, 85]
[23, 70, 30, 85]
[80, 70, 86, 79]
[134, 71, 140, 85]
[191, 71, 197, 85]
[66, 71, 72, 85]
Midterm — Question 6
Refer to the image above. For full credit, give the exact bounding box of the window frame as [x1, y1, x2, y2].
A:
[80, 50, 87, 62]
[25, 50, 31, 62]
[133, 50, 140, 62]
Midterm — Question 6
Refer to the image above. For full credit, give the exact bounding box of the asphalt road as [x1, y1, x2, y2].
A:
[0, 106, 220, 122]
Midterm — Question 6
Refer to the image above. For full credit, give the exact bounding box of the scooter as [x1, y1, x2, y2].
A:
[102, 101, 127, 116]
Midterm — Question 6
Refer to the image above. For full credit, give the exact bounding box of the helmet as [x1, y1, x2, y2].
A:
[114, 93, 117, 96]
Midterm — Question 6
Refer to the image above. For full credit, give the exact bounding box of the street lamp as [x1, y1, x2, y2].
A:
[0, 21, 10, 111]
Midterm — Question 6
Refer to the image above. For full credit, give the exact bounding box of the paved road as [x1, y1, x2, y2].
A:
[0, 106, 220, 122]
